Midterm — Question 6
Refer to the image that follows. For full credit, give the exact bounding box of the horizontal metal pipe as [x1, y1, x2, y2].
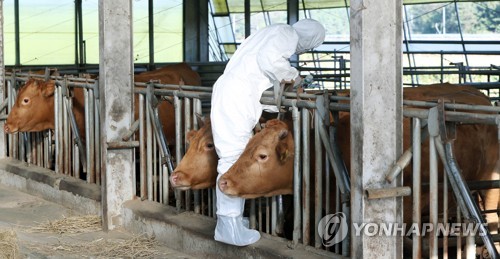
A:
[403, 108, 499, 125]
[107, 141, 139, 149]
[365, 186, 412, 199]
[404, 99, 500, 113]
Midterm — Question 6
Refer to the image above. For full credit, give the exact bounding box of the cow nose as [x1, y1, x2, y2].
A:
[4, 124, 11, 134]
[170, 173, 180, 186]
[219, 179, 228, 191]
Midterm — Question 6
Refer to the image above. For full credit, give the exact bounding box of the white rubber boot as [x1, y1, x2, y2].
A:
[214, 173, 260, 246]
[214, 215, 260, 246]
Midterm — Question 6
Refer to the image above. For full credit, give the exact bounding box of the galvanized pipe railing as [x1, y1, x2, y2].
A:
[4, 73, 500, 257]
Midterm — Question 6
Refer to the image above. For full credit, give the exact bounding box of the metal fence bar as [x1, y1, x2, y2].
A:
[412, 118, 422, 259]
[139, 94, 146, 198]
[301, 107, 311, 245]
[184, 98, 192, 211]
[55, 86, 63, 174]
[314, 113, 322, 248]
[292, 105, 301, 245]
[429, 136, 439, 258]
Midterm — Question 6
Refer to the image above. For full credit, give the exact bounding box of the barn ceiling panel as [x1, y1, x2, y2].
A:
[211, 0, 497, 15]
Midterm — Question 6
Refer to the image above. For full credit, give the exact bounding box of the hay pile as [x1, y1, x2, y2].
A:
[27, 234, 161, 258]
[26, 215, 163, 258]
[29, 215, 101, 234]
[0, 229, 19, 259]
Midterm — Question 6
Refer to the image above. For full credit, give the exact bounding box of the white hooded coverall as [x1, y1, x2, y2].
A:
[210, 19, 325, 246]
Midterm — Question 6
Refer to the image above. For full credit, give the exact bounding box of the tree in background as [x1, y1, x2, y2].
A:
[473, 2, 499, 33]
[406, 2, 499, 35]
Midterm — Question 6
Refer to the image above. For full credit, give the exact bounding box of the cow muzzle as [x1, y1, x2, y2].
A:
[169, 171, 190, 190]
[3, 123, 17, 134]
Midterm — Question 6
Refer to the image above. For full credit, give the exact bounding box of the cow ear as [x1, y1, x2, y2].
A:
[41, 81, 55, 97]
[278, 129, 288, 140]
[276, 141, 290, 163]
[195, 113, 205, 128]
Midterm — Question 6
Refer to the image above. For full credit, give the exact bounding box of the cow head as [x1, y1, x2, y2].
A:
[170, 115, 218, 190]
[219, 119, 294, 199]
[4, 78, 56, 134]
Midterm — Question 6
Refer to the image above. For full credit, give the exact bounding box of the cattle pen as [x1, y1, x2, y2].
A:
[1, 0, 500, 258]
[1, 68, 499, 258]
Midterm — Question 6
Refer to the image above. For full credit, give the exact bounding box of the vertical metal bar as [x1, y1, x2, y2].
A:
[162, 164, 168, 204]
[88, 88, 96, 183]
[153, 128, 157, 201]
[465, 233, 475, 259]
[146, 95, 153, 200]
[292, 105, 301, 244]
[443, 158, 448, 259]
[24, 133, 30, 164]
[456, 208, 462, 259]
[184, 98, 192, 211]
[84, 89, 90, 180]
[314, 112, 323, 248]
[94, 87, 101, 185]
[429, 137, 438, 259]
[301, 108, 311, 245]
[139, 94, 146, 198]
[258, 197, 263, 232]
[250, 199, 256, 229]
[73, 139, 80, 178]
[55, 86, 63, 174]
[193, 98, 202, 214]
[7, 80, 14, 158]
[412, 118, 422, 259]
[44, 131, 50, 169]
[266, 197, 271, 234]
[271, 193, 277, 235]
[63, 91, 70, 176]
[37, 133, 42, 166]
[175, 94, 183, 210]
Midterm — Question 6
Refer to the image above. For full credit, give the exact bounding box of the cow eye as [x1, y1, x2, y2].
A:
[22, 98, 30, 105]
[205, 143, 214, 150]
[258, 154, 268, 161]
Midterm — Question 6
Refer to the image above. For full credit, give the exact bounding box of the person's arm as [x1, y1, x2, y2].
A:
[256, 26, 300, 83]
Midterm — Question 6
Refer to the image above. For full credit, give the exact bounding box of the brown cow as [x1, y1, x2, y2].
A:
[218, 119, 294, 198]
[169, 111, 287, 190]
[218, 84, 499, 226]
[4, 63, 201, 146]
[170, 116, 218, 190]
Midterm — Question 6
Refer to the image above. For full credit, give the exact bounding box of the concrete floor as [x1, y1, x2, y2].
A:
[0, 183, 195, 259]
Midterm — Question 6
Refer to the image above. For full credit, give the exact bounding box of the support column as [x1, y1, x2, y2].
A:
[350, 0, 403, 258]
[98, 0, 135, 231]
[183, 0, 209, 62]
[0, 0, 6, 158]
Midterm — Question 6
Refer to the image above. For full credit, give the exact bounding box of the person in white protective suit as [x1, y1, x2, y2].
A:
[210, 19, 325, 246]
